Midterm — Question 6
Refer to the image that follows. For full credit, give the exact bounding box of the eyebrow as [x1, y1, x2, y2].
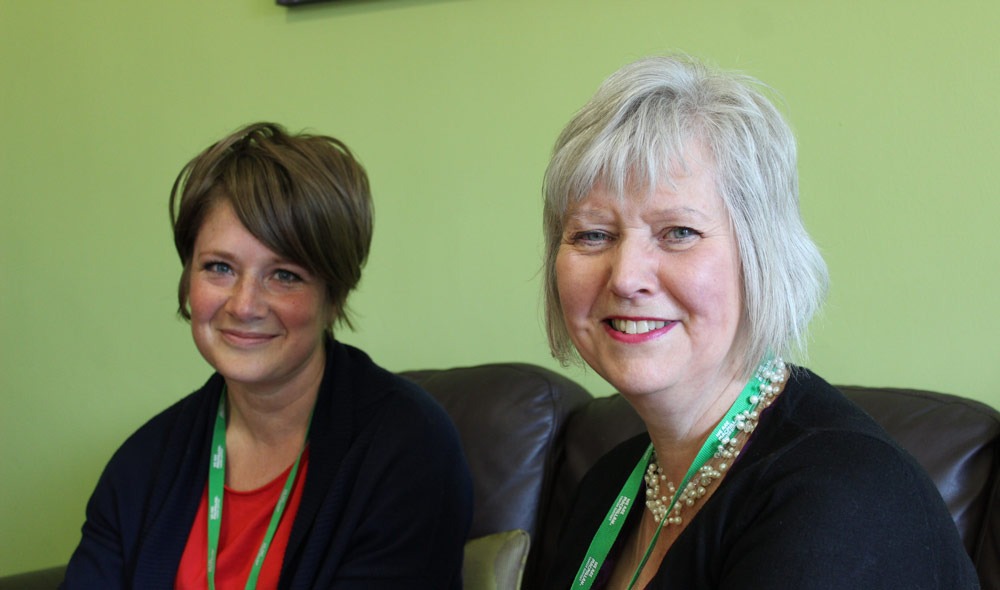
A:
[645, 206, 711, 222]
[565, 205, 710, 224]
[194, 249, 304, 269]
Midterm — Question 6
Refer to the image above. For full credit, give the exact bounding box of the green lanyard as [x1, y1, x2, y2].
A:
[570, 362, 772, 590]
[207, 388, 307, 590]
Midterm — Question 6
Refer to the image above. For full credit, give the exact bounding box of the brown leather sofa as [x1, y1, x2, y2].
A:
[3, 363, 997, 589]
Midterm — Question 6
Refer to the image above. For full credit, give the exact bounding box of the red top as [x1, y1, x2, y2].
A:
[175, 448, 310, 590]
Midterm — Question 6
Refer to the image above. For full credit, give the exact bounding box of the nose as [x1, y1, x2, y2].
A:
[608, 237, 656, 300]
[225, 275, 267, 321]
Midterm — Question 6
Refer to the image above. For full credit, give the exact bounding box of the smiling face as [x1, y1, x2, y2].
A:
[188, 200, 332, 396]
[555, 146, 745, 399]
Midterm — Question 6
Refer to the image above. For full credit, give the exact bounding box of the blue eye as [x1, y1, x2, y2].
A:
[665, 227, 700, 241]
[204, 261, 232, 274]
[274, 269, 302, 283]
[572, 230, 612, 244]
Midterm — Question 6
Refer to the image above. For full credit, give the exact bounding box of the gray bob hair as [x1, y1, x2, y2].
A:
[542, 55, 828, 377]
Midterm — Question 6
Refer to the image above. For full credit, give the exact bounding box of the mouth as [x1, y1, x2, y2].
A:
[607, 318, 671, 335]
[220, 329, 275, 345]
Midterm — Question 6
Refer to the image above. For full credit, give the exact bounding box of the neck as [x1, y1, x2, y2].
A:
[224, 359, 324, 448]
[226, 387, 316, 449]
[627, 367, 747, 483]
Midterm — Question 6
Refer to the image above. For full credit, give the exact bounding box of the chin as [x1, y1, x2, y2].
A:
[592, 363, 677, 397]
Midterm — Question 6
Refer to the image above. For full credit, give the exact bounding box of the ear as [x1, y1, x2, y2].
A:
[177, 264, 194, 321]
[323, 302, 339, 333]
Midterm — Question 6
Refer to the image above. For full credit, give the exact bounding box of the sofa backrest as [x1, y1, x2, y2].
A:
[401, 363, 592, 540]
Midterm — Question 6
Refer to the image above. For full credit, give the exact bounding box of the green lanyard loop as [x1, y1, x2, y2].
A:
[570, 360, 774, 590]
[207, 388, 307, 590]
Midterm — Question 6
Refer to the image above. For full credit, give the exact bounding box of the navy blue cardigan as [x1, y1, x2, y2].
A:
[63, 340, 473, 589]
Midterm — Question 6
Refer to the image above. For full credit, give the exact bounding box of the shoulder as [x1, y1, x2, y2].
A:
[65, 376, 222, 585]
[313, 341, 468, 479]
[778, 366, 890, 434]
[325, 341, 462, 442]
[708, 368, 977, 587]
[543, 434, 649, 588]
[744, 423, 942, 516]
[288, 344, 472, 585]
[743, 367, 947, 518]
[101, 376, 220, 484]
[579, 433, 650, 492]
[743, 366, 917, 476]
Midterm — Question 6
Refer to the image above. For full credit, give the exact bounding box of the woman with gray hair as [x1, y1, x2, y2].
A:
[541, 56, 977, 589]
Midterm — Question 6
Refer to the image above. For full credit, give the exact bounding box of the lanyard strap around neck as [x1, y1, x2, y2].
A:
[570, 361, 773, 590]
[207, 387, 307, 590]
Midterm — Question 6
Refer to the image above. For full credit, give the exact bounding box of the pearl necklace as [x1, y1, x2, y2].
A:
[644, 358, 788, 525]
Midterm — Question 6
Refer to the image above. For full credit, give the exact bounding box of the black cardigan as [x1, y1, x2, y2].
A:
[63, 340, 473, 589]
[544, 368, 979, 589]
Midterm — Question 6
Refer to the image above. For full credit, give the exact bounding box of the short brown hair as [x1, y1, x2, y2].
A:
[169, 122, 373, 331]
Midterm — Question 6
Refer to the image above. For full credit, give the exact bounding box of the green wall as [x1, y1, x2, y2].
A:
[2, 0, 997, 575]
